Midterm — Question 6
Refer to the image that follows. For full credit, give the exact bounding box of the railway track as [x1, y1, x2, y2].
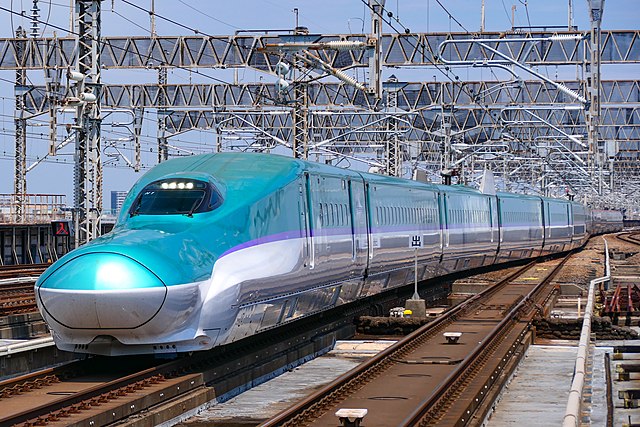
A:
[261, 254, 571, 427]
[616, 231, 640, 246]
[0, 264, 48, 316]
[0, 293, 361, 427]
[605, 232, 640, 327]
[0, 356, 180, 427]
[0, 284, 37, 316]
[0, 264, 49, 280]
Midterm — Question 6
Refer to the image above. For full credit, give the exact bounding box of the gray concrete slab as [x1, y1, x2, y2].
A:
[606, 344, 640, 427]
[590, 346, 613, 426]
[485, 345, 578, 427]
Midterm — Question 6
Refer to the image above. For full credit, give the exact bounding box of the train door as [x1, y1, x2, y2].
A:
[496, 197, 504, 245]
[438, 192, 448, 250]
[545, 201, 551, 241]
[567, 203, 574, 245]
[302, 173, 314, 269]
[540, 199, 547, 248]
[306, 174, 341, 269]
[489, 195, 499, 250]
[348, 176, 369, 277]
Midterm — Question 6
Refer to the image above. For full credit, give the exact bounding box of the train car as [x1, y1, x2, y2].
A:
[35, 152, 615, 356]
[364, 174, 443, 292]
[591, 209, 624, 234]
[570, 202, 590, 249]
[495, 192, 544, 262]
[439, 186, 498, 274]
[540, 196, 573, 255]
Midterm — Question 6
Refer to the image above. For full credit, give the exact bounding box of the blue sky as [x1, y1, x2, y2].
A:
[0, 0, 638, 206]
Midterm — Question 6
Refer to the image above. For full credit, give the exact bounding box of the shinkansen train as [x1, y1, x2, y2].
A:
[591, 209, 624, 234]
[35, 153, 623, 356]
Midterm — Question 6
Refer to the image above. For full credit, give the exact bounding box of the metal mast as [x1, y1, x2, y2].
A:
[292, 81, 309, 159]
[14, 27, 28, 224]
[157, 66, 168, 162]
[73, 0, 103, 246]
[441, 105, 453, 185]
[368, 0, 385, 99]
[292, 26, 309, 160]
[386, 75, 401, 176]
[586, 0, 605, 194]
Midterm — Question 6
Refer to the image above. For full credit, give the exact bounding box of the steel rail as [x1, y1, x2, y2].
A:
[0, 264, 48, 280]
[616, 232, 640, 246]
[401, 253, 572, 426]
[0, 349, 208, 427]
[260, 260, 543, 427]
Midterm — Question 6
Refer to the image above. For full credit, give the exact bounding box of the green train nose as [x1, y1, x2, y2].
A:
[37, 253, 167, 329]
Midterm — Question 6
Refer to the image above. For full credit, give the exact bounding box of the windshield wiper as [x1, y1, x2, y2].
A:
[185, 199, 202, 218]
[129, 201, 141, 217]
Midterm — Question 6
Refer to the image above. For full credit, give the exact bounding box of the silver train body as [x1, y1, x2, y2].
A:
[35, 154, 624, 355]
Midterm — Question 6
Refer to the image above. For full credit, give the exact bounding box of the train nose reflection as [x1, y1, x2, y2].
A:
[37, 252, 167, 329]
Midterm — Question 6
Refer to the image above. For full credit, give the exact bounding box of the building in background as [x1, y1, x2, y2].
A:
[110, 191, 128, 215]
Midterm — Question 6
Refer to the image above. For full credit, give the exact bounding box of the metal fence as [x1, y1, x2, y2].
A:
[0, 194, 71, 224]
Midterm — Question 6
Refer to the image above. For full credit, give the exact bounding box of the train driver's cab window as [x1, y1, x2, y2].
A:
[129, 178, 222, 216]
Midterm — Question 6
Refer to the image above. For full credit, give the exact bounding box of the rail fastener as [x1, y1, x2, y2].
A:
[616, 364, 640, 381]
[619, 389, 640, 408]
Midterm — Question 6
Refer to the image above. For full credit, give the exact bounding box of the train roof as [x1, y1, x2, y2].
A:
[130, 152, 580, 206]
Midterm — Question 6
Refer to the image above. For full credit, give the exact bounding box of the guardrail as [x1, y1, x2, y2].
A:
[562, 237, 610, 427]
[0, 336, 54, 356]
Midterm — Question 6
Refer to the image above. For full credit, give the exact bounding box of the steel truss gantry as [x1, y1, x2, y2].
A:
[4, 23, 640, 224]
[1, 30, 640, 70]
[19, 80, 640, 162]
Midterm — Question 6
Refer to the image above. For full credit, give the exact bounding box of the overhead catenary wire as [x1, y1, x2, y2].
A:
[434, 0, 470, 33]
[0, 1, 591, 189]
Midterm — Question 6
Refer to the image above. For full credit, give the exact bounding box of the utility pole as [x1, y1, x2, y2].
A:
[568, 0, 574, 30]
[441, 105, 453, 185]
[292, 80, 309, 159]
[14, 27, 28, 224]
[385, 75, 402, 177]
[150, 0, 156, 37]
[73, 0, 103, 246]
[31, 0, 40, 37]
[586, 0, 605, 194]
[368, 0, 385, 99]
[157, 66, 168, 162]
[133, 107, 143, 172]
[292, 26, 309, 159]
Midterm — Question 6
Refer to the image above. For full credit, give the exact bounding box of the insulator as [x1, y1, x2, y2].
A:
[555, 84, 586, 103]
[275, 62, 290, 76]
[331, 68, 365, 90]
[549, 34, 583, 41]
[275, 78, 290, 93]
[80, 92, 97, 103]
[317, 41, 367, 51]
[67, 70, 85, 82]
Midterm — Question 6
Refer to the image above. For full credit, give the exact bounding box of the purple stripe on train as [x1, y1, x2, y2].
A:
[219, 221, 573, 259]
